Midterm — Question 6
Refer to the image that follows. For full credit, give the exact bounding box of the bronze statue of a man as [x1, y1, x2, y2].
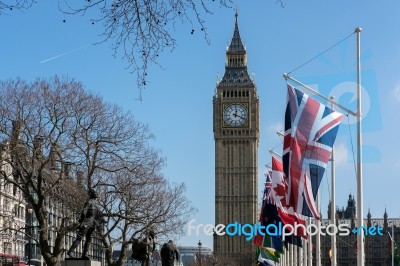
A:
[160, 240, 180, 266]
[140, 230, 156, 266]
[67, 188, 101, 259]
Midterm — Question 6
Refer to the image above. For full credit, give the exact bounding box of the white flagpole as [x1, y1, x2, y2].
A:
[316, 198, 321, 266]
[355, 27, 364, 266]
[290, 243, 294, 265]
[282, 74, 357, 117]
[330, 96, 337, 266]
[303, 238, 307, 266]
[308, 217, 312, 266]
[299, 240, 303, 266]
[283, 27, 364, 266]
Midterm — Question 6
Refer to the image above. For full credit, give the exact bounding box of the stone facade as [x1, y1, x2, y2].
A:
[212, 12, 259, 266]
[314, 195, 400, 265]
[0, 126, 104, 265]
[0, 144, 26, 258]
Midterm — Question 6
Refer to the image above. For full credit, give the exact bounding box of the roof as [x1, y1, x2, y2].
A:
[218, 11, 254, 88]
[227, 11, 245, 54]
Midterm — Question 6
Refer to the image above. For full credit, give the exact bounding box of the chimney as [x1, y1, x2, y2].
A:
[10, 120, 28, 159]
[11, 120, 22, 145]
[0, 142, 5, 163]
[49, 144, 58, 170]
[63, 162, 71, 178]
[33, 135, 44, 159]
[76, 171, 84, 187]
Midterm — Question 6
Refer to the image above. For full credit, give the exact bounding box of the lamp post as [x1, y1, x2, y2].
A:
[27, 208, 33, 266]
[197, 240, 202, 266]
[153, 248, 160, 266]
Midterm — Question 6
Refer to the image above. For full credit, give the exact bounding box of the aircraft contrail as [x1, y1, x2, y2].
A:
[40, 44, 91, 64]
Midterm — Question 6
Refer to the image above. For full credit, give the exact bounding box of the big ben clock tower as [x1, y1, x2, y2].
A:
[213, 11, 259, 265]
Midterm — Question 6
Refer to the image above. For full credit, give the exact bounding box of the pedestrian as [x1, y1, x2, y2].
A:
[160, 240, 180, 266]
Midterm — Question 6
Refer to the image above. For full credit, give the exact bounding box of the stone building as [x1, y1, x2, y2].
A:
[0, 142, 26, 258]
[213, 11, 259, 266]
[315, 194, 400, 266]
[0, 122, 104, 265]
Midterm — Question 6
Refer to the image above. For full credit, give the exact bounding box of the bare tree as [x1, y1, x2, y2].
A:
[58, 0, 234, 96]
[1, 0, 234, 97]
[0, 76, 195, 266]
[1, 1, 287, 97]
[98, 168, 195, 266]
[0, 0, 35, 14]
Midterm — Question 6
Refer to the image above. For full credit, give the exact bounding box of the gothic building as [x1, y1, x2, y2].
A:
[213, 11, 259, 265]
[315, 194, 400, 266]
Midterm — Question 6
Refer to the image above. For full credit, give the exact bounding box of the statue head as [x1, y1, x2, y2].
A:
[148, 229, 155, 238]
[88, 188, 99, 199]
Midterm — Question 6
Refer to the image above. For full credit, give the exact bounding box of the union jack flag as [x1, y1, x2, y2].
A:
[283, 84, 343, 219]
[260, 170, 280, 228]
[263, 171, 273, 204]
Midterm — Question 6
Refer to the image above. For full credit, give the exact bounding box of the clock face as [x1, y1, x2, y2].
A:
[223, 103, 248, 127]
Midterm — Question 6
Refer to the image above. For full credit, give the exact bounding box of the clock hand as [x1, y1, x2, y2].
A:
[233, 113, 246, 120]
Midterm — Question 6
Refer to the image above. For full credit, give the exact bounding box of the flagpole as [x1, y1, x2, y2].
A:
[290, 243, 293, 265]
[355, 27, 364, 266]
[303, 238, 307, 266]
[308, 217, 312, 266]
[283, 27, 364, 266]
[269, 149, 282, 158]
[330, 96, 337, 266]
[300, 240, 303, 266]
[282, 74, 357, 117]
[316, 197, 321, 266]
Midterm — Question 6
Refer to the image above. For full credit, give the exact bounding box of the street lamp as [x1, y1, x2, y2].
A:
[27, 208, 33, 266]
[197, 240, 202, 266]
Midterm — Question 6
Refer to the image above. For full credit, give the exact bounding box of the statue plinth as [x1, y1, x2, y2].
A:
[62, 259, 101, 266]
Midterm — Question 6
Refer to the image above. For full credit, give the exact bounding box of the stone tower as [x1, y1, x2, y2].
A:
[212, 11, 259, 265]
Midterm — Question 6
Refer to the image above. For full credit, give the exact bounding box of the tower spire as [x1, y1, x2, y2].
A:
[219, 11, 253, 86]
[227, 8, 245, 54]
[235, 4, 238, 21]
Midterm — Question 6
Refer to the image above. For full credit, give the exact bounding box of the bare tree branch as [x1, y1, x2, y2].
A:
[57, 0, 233, 98]
[0, 0, 35, 14]
[0, 76, 195, 266]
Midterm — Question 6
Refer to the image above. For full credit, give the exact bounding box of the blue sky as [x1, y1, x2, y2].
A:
[1, 1, 400, 249]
